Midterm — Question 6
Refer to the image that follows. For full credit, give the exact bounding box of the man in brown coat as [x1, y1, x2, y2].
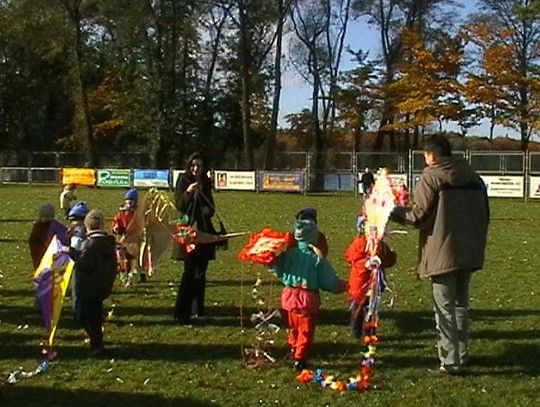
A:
[391, 134, 489, 375]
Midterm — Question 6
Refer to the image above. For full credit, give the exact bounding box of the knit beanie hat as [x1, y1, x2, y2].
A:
[84, 209, 105, 232]
[68, 201, 89, 220]
[294, 219, 318, 244]
[296, 207, 317, 223]
[38, 203, 55, 221]
[124, 188, 138, 202]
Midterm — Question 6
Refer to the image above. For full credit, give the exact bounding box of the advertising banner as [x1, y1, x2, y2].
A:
[324, 173, 354, 191]
[529, 176, 540, 199]
[259, 171, 305, 193]
[387, 173, 408, 188]
[480, 175, 524, 198]
[61, 168, 96, 186]
[96, 169, 131, 188]
[133, 169, 170, 188]
[172, 170, 186, 188]
[214, 170, 256, 191]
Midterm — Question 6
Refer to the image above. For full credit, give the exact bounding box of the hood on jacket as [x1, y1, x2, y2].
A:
[86, 231, 116, 253]
[431, 158, 481, 187]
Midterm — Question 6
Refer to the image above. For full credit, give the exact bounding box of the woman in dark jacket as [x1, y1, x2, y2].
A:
[173, 152, 217, 324]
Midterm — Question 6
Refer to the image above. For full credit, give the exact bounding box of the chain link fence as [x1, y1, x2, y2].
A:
[0, 150, 536, 199]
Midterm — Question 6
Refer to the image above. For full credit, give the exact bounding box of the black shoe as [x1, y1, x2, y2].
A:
[174, 316, 192, 326]
[88, 347, 107, 358]
[138, 273, 147, 283]
[293, 360, 306, 372]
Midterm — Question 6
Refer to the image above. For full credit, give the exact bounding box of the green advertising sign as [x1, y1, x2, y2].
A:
[97, 169, 131, 187]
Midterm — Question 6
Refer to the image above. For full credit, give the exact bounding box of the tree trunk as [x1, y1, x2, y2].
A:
[264, 0, 285, 170]
[64, 0, 96, 166]
[239, 0, 254, 168]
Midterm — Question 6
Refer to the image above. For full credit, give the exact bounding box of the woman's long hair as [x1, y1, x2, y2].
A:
[184, 152, 210, 182]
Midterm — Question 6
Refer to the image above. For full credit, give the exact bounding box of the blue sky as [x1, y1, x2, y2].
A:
[278, 1, 521, 139]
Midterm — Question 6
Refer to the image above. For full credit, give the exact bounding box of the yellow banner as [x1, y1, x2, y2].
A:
[61, 168, 96, 186]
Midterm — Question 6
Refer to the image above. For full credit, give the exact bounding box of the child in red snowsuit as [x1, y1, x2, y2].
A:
[269, 219, 347, 371]
[345, 229, 396, 340]
[111, 188, 144, 286]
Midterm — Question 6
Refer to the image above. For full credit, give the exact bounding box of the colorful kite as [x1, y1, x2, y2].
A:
[33, 235, 75, 348]
[121, 188, 246, 275]
[121, 188, 176, 277]
[237, 228, 294, 265]
[236, 228, 293, 368]
[297, 169, 397, 393]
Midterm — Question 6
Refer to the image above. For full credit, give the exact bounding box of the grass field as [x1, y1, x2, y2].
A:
[0, 185, 539, 406]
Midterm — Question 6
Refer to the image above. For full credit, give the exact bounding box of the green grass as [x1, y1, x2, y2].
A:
[0, 185, 539, 406]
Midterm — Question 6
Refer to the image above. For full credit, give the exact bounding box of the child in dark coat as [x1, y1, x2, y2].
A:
[75, 209, 117, 356]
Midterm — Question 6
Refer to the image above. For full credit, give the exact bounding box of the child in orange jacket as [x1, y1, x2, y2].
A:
[111, 188, 144, 286]
[345, 228, 396, 340]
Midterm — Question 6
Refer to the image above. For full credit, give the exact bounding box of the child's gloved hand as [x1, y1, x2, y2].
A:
[365, 255, 382, 269]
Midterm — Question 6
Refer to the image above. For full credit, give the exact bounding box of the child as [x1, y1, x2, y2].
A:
[268, 219, 347, 371]
[28, 203, 69, 270]
[74, 209, 117, 357]
[396, 184, 410, 207]
[59, 184, 77, 219]
[68, 201, 89, 251]
[345, 226, 396, 340]
[67, 201, 89, 314]
[111, 188, 144, 285]
[296, 208, 328, 258]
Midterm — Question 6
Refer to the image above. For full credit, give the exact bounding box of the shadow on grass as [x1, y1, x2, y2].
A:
[2, 288, 36, 298]
[0, 238, 27, 243]
[0, 340, 243, 363]
[0, 386, 217, 407]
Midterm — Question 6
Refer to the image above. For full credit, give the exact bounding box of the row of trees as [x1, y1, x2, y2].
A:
[0, 0, 539, 169]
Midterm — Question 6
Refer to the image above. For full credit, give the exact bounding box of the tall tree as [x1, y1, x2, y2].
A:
[336, 50, 379, 154]
[473, 0, 540, 149]
[264, 0, 291, 170]
[386, 27, 464, 149]
[59, 0, 97, 165]
[462, 23, 513, 141]
[289, 0, 352, 188]
[352, 0, 457, 151]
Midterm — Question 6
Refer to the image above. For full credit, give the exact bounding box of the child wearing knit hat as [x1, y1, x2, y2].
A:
[268, 219, 347, 371]
[296, 207, 329, 258]
[59, 184, 77, 219]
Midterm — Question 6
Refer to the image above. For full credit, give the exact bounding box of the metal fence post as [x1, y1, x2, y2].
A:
[28, 152, 32, 185]
[352, 152, 358, 198]
[305, 151, 311, 193]
[524, 151, 529, 203]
